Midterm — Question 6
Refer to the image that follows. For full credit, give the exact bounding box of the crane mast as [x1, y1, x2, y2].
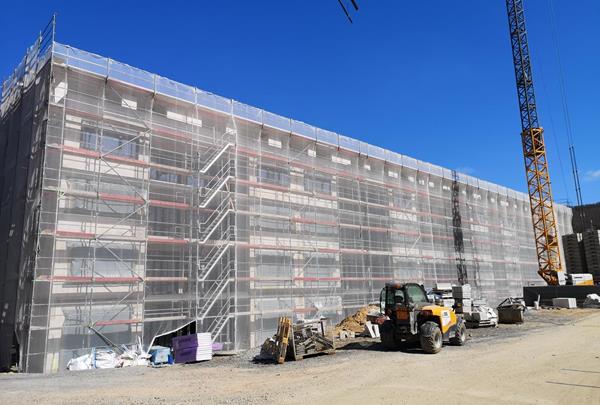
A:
[506, 0, 563, 285]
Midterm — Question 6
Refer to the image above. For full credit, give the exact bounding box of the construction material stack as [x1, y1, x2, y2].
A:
[455, 285, 499, 329]
[288, 319, 336, 361]
[258, 317, 335, 364]
[561, 231, 599, 284]
[562, 233, 587, 274]
[172, 333, 212, 364]
[582, 230, 600, 281]
[432, 283, 454, 308]
[452, 284, 472, 315]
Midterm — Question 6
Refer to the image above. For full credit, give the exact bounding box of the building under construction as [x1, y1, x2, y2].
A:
[0, 28, 573, 373]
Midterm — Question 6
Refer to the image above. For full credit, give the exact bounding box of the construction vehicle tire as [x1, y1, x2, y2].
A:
[419, 321, 442, 354]
[450, 321, 466, 346]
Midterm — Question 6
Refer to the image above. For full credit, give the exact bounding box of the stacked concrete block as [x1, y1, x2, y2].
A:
[452, 284, 472, 314]
[572, 203, 600, 233]
[582, 230, 600, 278]
[562, 233, 587, 274]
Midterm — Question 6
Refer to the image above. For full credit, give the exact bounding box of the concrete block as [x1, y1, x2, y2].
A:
[452, 284, 472, 299]
[552, 297, 577, 309]
[454, 298, 472, 314]
[435, 282, 453, 291]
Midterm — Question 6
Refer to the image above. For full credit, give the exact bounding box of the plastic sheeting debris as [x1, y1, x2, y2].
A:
[67, 338, 151, 371]
[583, 294, 600, 308]
[66, 353, 94, 371]
[94, 348, 120, 369]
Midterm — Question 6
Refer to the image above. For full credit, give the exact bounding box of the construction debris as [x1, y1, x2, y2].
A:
[338, 330, 355, 340]
[465, 304, 498, 328]
[66, 339, 151, 371]
[288, 319, 335, 361]
[149, 346, 173, 366]
[257, 317, 335, 364]
[334, 305, 380, 335]
[66, 352, 94, 371]
[497, 298, 526, 324]
[364, 321, 380, 338]
[257, 317, 292, 364]
[583, 294, 600, 308]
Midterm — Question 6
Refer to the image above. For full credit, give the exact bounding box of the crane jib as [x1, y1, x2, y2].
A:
[506, 0, 563, 285]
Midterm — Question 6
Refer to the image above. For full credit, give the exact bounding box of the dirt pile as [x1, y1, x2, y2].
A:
[334, 305, 380, 334]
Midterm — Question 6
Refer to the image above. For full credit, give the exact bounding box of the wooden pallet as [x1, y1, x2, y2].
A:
[274, 317, 292, 364]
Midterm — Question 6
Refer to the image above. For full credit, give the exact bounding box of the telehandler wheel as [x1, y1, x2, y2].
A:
[450, 321, 467, 346]
[419, 321, 442, 354]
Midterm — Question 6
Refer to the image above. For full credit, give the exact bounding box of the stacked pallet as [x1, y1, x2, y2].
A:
[562, 233, 587, 274]
[172, 333, 212, 364]
[583, 230, 600, 277]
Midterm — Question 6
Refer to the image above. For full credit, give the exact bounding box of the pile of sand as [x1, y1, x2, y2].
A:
[334, 305, 380, 334]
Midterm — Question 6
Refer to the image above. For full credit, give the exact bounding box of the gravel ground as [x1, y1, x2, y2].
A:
[0, 308, 598, 404]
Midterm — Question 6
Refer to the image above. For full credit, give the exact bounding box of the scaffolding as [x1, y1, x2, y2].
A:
[0, 31, 573, 373]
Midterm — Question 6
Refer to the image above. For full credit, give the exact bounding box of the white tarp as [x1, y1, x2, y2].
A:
[583, 294, 600, 308]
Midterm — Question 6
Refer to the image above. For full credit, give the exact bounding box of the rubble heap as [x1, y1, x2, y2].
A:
[334, 305, 380, 334]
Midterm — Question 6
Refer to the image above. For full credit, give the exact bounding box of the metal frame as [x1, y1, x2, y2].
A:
[0, 22, 575, 372]
[506, 0, 563, 285]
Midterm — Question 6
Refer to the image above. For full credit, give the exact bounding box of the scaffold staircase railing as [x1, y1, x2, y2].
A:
[193, 124, 235, 343]
[196, 261, 232, 321]
[206, 299, 233, 343]
[198, 160, 233, 208]
[192, 126, 233, 169]
[197, 196, 233, 244]
[198, 142, 234, 174]
[197, 226, 234, 281]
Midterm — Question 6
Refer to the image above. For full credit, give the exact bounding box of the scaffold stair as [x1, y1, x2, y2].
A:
[199, 142, 233, 174]
[206, 301, 233, 342]
[198, 161, 233, 208]
[197, 228, 233, 282]
[197, 264, 232, 321]
[197, 198, 232, 244]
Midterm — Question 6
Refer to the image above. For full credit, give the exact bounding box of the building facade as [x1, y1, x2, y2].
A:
[0, 33, 572, 373]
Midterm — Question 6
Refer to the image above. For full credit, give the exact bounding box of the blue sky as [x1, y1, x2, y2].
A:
[1, 1, 598, 203]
